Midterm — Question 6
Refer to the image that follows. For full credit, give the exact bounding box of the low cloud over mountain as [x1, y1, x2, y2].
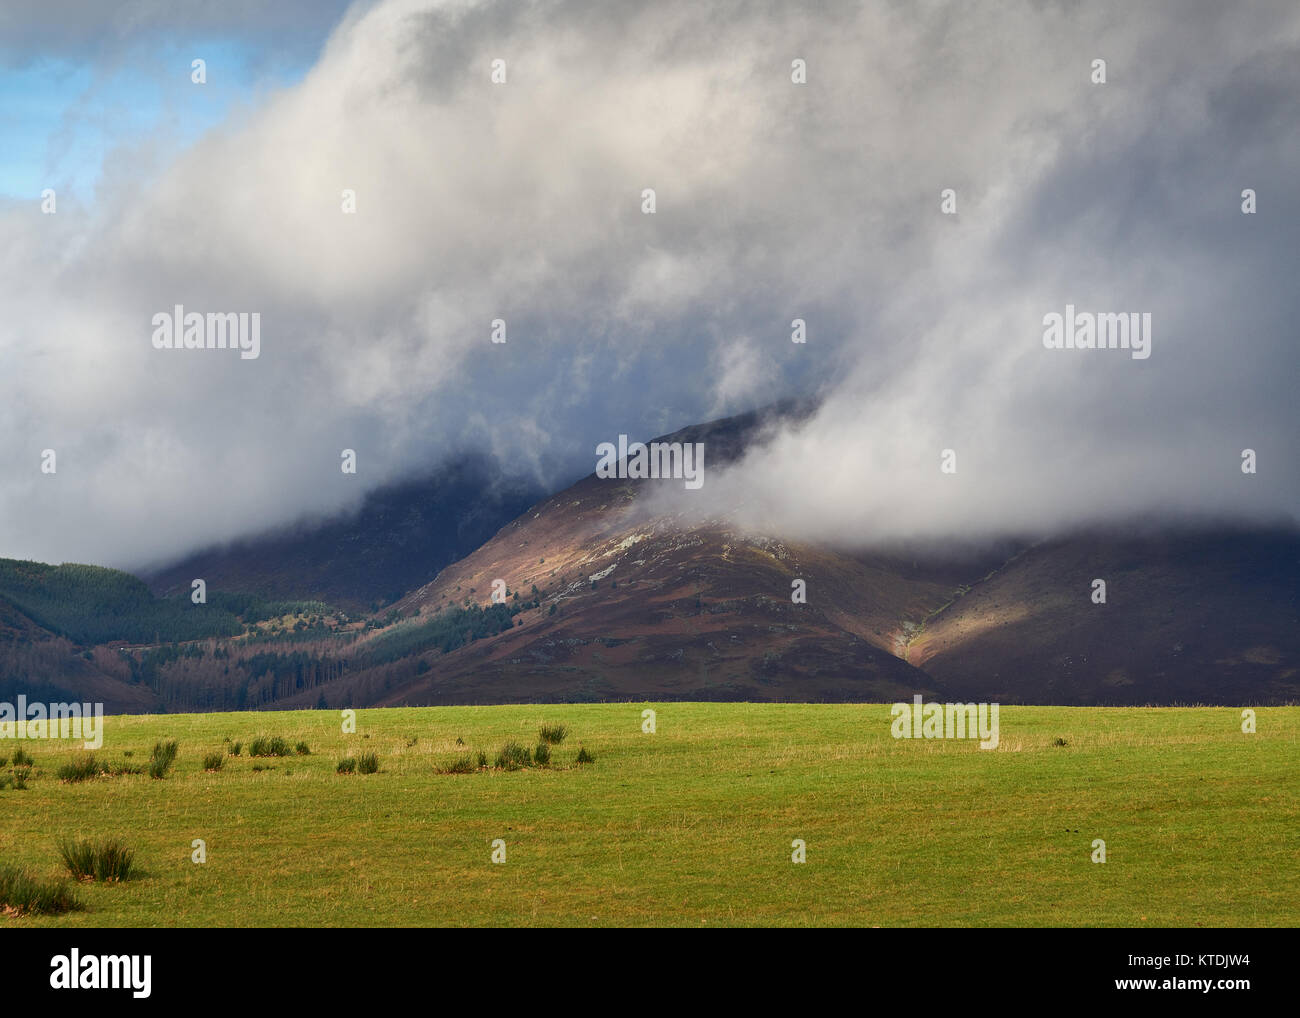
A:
[2, 0, 1297, 569]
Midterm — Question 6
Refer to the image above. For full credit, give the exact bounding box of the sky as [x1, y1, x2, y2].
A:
[1, 0, 1297, 570]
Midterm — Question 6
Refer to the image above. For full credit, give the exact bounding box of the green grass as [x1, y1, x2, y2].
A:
[147, 740, 178, 779]
[539, 723, 567, 745]
[493, 740, 530, 771]
[0, 865, 82, 915]
[249, 736, 292, 758]
[56, 753, 106, 783]
[58, 837, 136, 882]
[0, 704, 1295, 927]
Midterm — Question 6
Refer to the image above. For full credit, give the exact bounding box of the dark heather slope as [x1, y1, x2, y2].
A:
[144, 455, 545, 613]
[271, 411, 1299, 707]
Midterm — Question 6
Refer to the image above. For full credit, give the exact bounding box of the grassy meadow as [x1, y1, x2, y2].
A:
[0, 703, 1295, 926]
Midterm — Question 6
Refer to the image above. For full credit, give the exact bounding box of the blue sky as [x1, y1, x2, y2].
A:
[0, 39, 315, 201]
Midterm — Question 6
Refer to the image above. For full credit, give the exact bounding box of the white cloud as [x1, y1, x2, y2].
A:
[2, 0, 1297, 568]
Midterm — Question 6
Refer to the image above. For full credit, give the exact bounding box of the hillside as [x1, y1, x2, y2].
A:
[0, 589, 158, 712]
[145, 455, 544, 612]
[0, 560, 338, 713]
[2, 410, 1296, 712]
[915, 529, 1300, 705]
[305, 415, 1299, 708]
[0, 559, 245, 646]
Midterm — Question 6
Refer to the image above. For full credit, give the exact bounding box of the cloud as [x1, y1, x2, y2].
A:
[0, 1, 358, 65]
[1, 0, 1297, 569]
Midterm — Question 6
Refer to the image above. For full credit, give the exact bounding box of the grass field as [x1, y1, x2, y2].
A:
[1, 703, 1296, 926]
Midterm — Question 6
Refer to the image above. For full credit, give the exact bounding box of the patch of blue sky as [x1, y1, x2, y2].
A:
[0, 37, 311, 202]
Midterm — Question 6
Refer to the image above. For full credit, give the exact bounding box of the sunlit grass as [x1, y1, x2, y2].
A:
[0, 703, 1294, 927]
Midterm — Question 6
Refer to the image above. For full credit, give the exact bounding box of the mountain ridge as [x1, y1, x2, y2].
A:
[2, 409, 1296, 712]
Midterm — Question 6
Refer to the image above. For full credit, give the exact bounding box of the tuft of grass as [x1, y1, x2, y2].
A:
[1052, 737, 1069, 747]
[539, 723, 567, 745]
[336, 757, 357, 774]
[533, 742, 552, 766]
[249, 736, 292, 757]
[251, 764, 274, 773]
[295, 742, 311, 756]
[0, 756, 7, 767]
[0, 865, 82, 915]
[12, 748, 34, 768]
[229, 741, 242, 756]
[58, 837, 136, 882]
[494, 741, 531, 771]
[202, 752, 224, 772]
[57, 753, 105, 783]
[151, 740, 178, 763]
[148, 740, 179, 779]
[476, 750, 488, 768]
[358, 752, 379, 775]
[576, 746, 595, 765]
[440, 755, 476, 774]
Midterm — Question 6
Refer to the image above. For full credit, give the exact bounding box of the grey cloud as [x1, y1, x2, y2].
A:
[1, 0, 1297, 570]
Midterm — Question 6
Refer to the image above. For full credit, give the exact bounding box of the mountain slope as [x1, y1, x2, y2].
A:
[915, 529, 1300, 705]
[145, 455, 544, 611]
[342, 409, 960, 703]
[311, 415, 1299, 706]
[5, 411, 1296, 712]
[0, 592, 160, 712]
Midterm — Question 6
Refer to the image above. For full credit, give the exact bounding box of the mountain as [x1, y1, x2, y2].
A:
[915, 528, 1300, 705]
[304, 412, 1298, 708]
[0, 452, 550, 715]
[0, 559, 336, 713]
[144, 455, 545, 612]
[0, 589, 158, 712]
[3, 410, 1296, 712]
[0, 559, 245, 645]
